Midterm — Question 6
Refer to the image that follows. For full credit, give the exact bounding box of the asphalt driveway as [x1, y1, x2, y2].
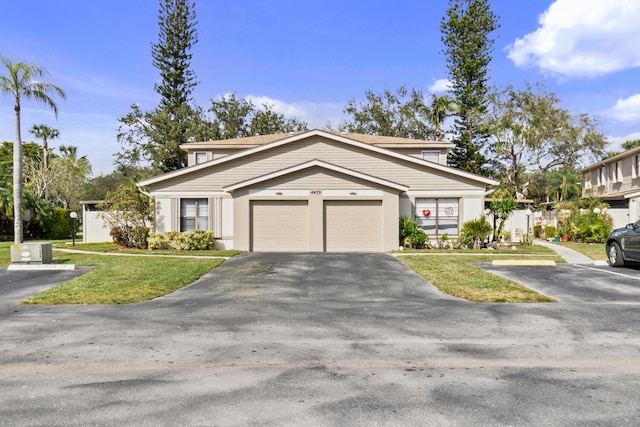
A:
[1, 253, 639, 426]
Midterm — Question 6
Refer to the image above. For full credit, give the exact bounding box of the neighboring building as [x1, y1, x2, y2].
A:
[581, 147, 640, 228]
[137, 129, 497, 252]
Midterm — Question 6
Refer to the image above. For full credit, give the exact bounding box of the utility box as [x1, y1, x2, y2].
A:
[10, 242, 53, 264]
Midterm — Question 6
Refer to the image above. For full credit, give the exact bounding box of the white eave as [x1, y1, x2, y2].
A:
[139, 129, 498, 187]
[223, 159, 409, 192]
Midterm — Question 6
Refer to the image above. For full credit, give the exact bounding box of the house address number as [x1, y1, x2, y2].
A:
[310, 190, 322, 195]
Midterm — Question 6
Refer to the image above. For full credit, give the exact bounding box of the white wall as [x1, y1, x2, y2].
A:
[82, 210, 112, 243]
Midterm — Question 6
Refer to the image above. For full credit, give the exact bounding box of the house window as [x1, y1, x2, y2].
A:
[180, 199, 209, 231]
[614, 161, 622, 183]
[421, 150, 440, 163]
[598, 167, 605, 186]
[415, 198, 459, 235]
[195, 152, 207, 165]
[635, 156, 640, 177]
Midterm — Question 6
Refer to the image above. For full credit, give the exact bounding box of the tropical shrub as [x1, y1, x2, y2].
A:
[399, 216, 427, 248]
[521, 233, 533, 246]
[461, 216, 492, 250]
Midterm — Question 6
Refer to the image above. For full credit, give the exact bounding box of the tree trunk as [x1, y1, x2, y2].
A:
[13, 104, 23, 244]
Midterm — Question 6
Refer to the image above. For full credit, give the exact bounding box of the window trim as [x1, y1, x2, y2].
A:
[421, 150, 440, 163]
[179, 198, 210, 232]
[194, 152, 207, 165]
[414, 197, 460, 236]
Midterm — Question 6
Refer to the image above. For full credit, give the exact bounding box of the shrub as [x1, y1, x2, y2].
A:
[41, 209, 75, 239]
[461, 216, 492, 250]
[544, 226, 556, 239]
[148, 230, 215, 250]
[110, 226, 149, 248]
[399, 216, 427, 248]
[533, 225, 543, 239]
[521, 233, 533, 246]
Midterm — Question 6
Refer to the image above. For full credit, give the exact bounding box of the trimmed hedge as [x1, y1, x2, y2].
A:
[148, 231, 215, 250]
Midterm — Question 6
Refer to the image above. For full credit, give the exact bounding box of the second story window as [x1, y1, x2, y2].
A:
[598, 167, 605, 186]
[421, 150, 440, 163]
[195, 152, 207, 165]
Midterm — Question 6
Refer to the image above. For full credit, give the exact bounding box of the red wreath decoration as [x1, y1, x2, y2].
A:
[422, 209, 431, 217]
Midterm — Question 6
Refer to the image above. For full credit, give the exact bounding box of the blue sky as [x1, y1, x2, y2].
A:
[1, 0, 640, 175]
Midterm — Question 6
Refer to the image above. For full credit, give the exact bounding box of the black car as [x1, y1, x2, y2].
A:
[606, 220, 640, 266]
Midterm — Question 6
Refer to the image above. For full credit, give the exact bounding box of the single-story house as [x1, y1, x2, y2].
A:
[137, 129, 498, 252]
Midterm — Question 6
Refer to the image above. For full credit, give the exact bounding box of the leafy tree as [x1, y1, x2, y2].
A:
[98, 183, 154, 248]
[489, 197, 518, 241]
[622, 139, 640, 151]
[339, 86, 433, 139]
[440, 0, 499, 173]
[48, 145, 91, 210]
[83, 170, 144, 201]
[209, 93, 308, 139]
[0, 141, 45, 188]
[0, 56, 65, 243]
[117, 0, 200, 172]
[486, 83, 606, 200]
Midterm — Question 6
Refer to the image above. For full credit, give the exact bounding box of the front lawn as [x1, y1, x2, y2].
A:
[1, 241, 231, 304]
[22, 251, 224, 304]
[555, 241, 607, 260]
[398, 249, 560, 303]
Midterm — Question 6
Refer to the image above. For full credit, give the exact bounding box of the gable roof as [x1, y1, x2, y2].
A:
[139, 129, 497, 187]
[180, 130, 455, 150]
[580, 146, 640, 173]
[223, 159, 409, 192]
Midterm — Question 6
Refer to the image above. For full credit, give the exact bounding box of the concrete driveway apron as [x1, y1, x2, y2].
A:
[0, 252, 639, 426]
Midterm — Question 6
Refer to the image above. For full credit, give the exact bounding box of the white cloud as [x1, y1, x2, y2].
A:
[607, 132, 640, 151]
[507, 0, 640, 78]
[428, 79, 452, 94]
[244, 95, 344, 129]
[607, 94, 640, 123]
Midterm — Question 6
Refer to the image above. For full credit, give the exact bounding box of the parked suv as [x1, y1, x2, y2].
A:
[606, 220, 640, 267]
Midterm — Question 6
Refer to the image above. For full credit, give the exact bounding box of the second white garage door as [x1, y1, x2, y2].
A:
[251, 200, 309, 251]
[324, 200, 382, 252]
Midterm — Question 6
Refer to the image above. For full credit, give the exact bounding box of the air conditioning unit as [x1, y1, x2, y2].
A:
[10, 242, 53, 264]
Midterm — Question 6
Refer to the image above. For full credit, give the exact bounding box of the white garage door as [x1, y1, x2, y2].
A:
[251, 200, 309, 251]
[324, 200, 382, 252]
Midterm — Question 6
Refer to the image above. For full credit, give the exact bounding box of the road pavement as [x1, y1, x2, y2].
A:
[1, 253, 639, 426]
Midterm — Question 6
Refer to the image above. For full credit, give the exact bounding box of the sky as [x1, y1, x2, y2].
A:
[1, 0, 640, 176]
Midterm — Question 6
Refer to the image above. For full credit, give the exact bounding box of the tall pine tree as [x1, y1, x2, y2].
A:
[117, 0, 202, 173]
[440, 0, 499, 175]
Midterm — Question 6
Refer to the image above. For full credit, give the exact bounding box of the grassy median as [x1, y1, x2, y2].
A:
[1, 242, 229, 304]
[398, 250, 560, 303]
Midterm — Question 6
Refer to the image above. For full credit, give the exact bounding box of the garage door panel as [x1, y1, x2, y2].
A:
[251, 201, 308, 251]
[324, 200, 382, 252]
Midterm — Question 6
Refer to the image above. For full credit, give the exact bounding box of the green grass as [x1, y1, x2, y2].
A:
[22, 251, 224, 304]
[395, 244, 556, 255]
[399, 253, 559, 303]
[52, 241, 242, 258]
[555, 241, 607, 260]
[0, 241, 231, 304]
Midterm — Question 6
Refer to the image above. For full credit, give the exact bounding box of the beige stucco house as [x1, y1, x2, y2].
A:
[581, 146, 640, 228]
[138, 129, 497, 252]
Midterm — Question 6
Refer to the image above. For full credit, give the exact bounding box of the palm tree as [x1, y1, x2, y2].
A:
[429, 94, 455, 141]
[0, 56, 65, 244]
[29, 124, 59, 171]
